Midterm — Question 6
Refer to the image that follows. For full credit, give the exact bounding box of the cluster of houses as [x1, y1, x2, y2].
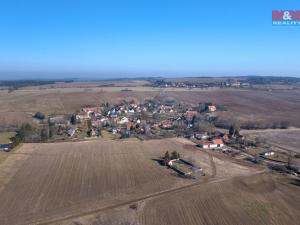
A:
[18, 98, 230, 151]
[72, 99, 220, 140]
[151, 80, 250, 89]
[193, 130, 230, 150]
[0, 97, 231, 154]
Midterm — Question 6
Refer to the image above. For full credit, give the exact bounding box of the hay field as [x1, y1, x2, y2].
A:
[0, 138, 257, 225]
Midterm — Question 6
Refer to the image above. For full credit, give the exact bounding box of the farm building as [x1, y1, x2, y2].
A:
[198, 141, 217, 149]
[160, 120, 173, 129]
[208, 105, 217, 112]
[264, 151, 275, 156]
[168, 159, 203, 177]
[194, 132, 209, 140]
[118, 117, 129, 124]
[76, 112, 90, 121]
[197, 139, 224, 149]
[213, 139, 224, 147]
[67, 128, 76, 137]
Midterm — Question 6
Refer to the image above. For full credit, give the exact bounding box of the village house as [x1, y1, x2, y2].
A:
[197, 139, 224, 149]
[128, 108, 135, 113]
[118, 117, 129, 124]
[160, 120, 173, 129]
[213, 139, 224, 148]
[264, 151, 275, 157]
[82, 107, 102, 117]
[208, 105, 217, 112]
[197, 141, 215, 149]
[67, 128, 76, 137]
[159, 105, 174, 113]
[76, 112, 90, 121]
[194, 132, 209, 140]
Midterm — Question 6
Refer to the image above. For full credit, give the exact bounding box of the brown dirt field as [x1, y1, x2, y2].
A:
[242, 129, 300, 154]
[0, 138, 256, 225]
[139, 173, 300, 225]
[165, 89, 300, 127]
[1, 87, 300, 128]
[0, 112, 33, 129]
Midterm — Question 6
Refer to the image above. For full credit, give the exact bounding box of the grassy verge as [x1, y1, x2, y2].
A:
[0, 143, 23, 165]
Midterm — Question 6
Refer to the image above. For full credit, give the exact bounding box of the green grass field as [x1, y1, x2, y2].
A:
[0, 132, 15, 144]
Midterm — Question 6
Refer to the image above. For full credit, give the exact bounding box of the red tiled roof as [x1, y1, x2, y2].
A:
[213, 139, 224, 145]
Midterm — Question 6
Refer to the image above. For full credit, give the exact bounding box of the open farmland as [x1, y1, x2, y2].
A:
[1, 85, 300, 129]
[0, 138, 257, 225]
[0, 132, 15, 143]
[242, 128, 300, 154]
[139, 173, 300, 225]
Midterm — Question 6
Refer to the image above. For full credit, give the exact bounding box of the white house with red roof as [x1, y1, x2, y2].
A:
[208, 105, 217, 112]
[197, 139, 224, 149]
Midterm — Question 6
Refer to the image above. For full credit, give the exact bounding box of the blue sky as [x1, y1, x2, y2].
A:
[0, 0, 299, 79]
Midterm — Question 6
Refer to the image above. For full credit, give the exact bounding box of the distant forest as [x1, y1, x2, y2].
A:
[0, 80, 74, 89]
[244, 76, 300, 85]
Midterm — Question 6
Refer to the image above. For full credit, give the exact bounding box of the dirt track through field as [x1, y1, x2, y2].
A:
[0, 138, 257, 225]
[40, 170, 264, 225]
[139, 173, 300, 225]
[39, 143, 221, 224]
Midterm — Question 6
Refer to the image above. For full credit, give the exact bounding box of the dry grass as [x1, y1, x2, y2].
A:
[0, 132, 15, 143]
